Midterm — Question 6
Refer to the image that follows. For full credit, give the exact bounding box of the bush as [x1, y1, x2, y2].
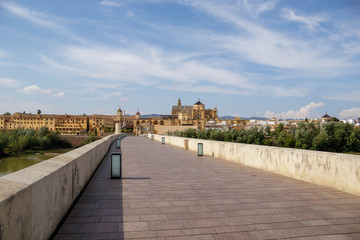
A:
[0, 127, 72, 157]
[167, 121, 360, 153]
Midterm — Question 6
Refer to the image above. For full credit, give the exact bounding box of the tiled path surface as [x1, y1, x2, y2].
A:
[55, 136, 360, 240]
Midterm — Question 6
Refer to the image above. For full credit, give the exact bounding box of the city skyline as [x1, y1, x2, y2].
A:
[1, 0, 359, 119]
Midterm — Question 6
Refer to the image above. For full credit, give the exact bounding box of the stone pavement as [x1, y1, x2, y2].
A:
[54, 136, 360, 240]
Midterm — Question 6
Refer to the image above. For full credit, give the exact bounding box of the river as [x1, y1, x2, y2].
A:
[0, 149, 72, 177]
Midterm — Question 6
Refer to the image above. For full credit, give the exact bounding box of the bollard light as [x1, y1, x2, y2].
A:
[116, 139, 120, 148]
[111, 153, 122, 178]
[197, 143, 203, 156]
[151, 135, 154, 141]
[161, 136, 165, 144]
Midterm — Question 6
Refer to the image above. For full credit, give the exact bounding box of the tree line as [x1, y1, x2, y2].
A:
[0, 127, 72, 157]
[168, 122, 360, 153]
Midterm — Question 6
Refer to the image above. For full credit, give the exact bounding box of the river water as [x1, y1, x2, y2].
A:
[0, 149, 72, 177]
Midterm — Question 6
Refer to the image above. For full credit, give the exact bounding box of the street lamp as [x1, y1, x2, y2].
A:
[111, 153, 122, 178]
[197, 143, 203, 156]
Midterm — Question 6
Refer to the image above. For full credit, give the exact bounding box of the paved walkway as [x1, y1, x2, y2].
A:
[55, 136, 360, 240]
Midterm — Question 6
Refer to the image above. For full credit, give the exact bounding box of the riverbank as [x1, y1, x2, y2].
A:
[0, 148, 72, 177]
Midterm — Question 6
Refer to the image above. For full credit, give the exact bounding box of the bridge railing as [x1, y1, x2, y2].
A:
[0, 134, 119, 240]
[149, 134, 360, 197]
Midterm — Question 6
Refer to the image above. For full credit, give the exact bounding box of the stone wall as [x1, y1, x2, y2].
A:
[0, 134, 119, 240]
[150, 134, 360, 197]
[154, 125, 198, 135]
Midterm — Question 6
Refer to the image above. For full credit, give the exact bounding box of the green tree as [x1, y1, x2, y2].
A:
[3, 112, 11, 116]
[277, 131, 295, 148]
[329, 117, 339, 122]
[37, 109, 41, 115]
[313, 131, 334, 152]
[38, 126, 50, 137]
[295, 122, 319, 150]
[346, 128, 360, 152]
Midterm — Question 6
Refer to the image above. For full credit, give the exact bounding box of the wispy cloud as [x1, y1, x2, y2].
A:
[53, 92, 65, 97]
[243, 0, 279, 16]
[180, 1, 357, 73]
[0, 2, 83, 42]
[0, 78, 18, 88]
[0, 50, 7, 59]
[324, 91, 360, 102]
[99, 0, 123, 7]
[282, 8, 326, 31]
[264, 102, 325, 119]
[339, 107, 360, 119]
[41, 44, 306, 97]
[17, 85, 65, 97]
[1, 2, 62, 30]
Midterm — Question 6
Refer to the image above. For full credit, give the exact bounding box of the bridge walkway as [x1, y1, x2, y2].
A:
[55, 136, 360, 240]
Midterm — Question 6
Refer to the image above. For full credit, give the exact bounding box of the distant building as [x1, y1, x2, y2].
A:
[321, 113, 332, 122]
[0, 113, 56, 131]
[1, 112, 115, 136]
[132, 98, 220, 135]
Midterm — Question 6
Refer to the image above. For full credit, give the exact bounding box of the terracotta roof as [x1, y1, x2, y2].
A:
[172, 105, 192, 115]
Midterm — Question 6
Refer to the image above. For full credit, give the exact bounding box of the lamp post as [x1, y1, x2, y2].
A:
[197, 143, 203, 156]
[111, 153, 122, 178]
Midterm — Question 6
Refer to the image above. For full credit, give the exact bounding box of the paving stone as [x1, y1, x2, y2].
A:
[78, 222, 118, 233]
[122, 221, 149, 231]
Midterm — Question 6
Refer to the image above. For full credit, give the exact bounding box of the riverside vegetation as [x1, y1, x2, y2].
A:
[0, 127, 72, 157]
[168, 122, 360, 153]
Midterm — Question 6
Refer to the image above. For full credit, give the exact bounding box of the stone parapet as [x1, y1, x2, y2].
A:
[149, 134, 360, 197]
[0, 134, 119, 240]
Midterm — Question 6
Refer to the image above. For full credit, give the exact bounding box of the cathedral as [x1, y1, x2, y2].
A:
[171, 98, 218, 129]
[130, 98, 219, 135]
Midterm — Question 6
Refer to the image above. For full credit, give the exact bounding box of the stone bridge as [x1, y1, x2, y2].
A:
[1, 135, 360, 239]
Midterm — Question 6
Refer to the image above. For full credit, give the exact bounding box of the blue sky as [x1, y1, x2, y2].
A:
[0, 0, 359, 119]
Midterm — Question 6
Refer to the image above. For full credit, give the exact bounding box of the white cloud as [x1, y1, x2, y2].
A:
[19, 85, 52, 94]
[0, 78, 18, 87]
[42, 44, 307, 97]
[119, 97, 130, 101]
[184, 1, 354, 73]
[264, 102, 325, 119]
[0, 94, 12, 101]
[53, 92, 65, 97]
[324, 91, 360, 102]
[282, 8, 326, 31]
[99, 0, 123, 7]
[339, 108, 360, 119]
[1, 2, 62, 30]
[243, 0, 279, 16]
[18, 85, 64, 97]
[0, 50, 7, 59]
[0, 2, 83, 42]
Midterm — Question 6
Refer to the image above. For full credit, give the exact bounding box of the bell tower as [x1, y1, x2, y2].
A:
[117, 107, 123, 122]
[177, 97, 181, 106]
